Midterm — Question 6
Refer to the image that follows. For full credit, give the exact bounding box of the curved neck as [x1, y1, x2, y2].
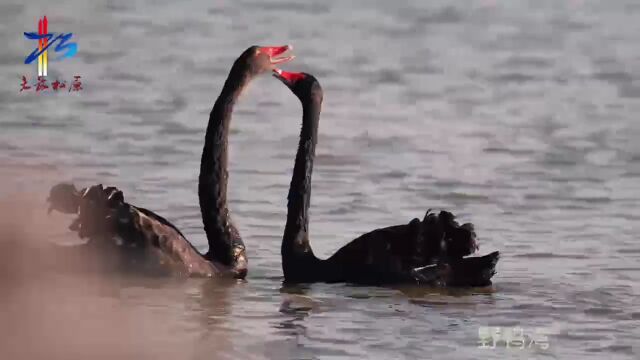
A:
[282, 97, 322, 271]
[199, 65, 251, 264]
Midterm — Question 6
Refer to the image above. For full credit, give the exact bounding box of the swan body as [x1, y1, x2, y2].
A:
[46, 45, 294, 278]
[273, 69, 499, 286]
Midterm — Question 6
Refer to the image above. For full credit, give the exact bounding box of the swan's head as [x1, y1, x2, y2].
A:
[272, 68, 323, 103]
[236, 45, 295, 76]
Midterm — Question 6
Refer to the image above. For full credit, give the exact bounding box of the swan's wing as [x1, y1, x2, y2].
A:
[324, 210, 495, 285]
[321, 219, 424, 284]
[47, 182, 230, 277]
[328, 210, 481, 268]
[134, 206, 186, 239]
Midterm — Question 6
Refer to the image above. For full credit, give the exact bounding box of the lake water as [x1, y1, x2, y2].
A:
[0, 0, 639, 359]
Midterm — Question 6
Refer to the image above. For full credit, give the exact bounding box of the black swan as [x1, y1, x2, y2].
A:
[46, 45, 295, 278]
[272, 68, 499, 286]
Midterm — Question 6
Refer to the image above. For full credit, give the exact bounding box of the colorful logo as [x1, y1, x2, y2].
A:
[24, 15, 78, 76]
[21, 16, 82, 93]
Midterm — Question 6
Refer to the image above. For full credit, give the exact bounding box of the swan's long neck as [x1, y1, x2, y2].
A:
[199, 66, 250, 265]
[282, 97, 322, 276]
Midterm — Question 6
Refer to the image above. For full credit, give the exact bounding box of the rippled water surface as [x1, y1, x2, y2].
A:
[1, 0, 639, 359]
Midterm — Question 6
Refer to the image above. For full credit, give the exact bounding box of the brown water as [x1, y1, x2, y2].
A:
[1, 0, 639, 358]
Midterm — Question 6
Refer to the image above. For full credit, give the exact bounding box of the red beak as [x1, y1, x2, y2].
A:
[258, 45, 295, 64]
[272, 68, 306, 84]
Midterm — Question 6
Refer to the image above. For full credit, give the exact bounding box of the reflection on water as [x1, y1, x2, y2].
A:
[1, 0, 640, 359]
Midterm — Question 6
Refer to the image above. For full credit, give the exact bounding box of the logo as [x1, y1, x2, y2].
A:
[20, 16, 82, 93]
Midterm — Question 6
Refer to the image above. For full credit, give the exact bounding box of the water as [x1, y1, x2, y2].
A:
[1, 0, 639, 358]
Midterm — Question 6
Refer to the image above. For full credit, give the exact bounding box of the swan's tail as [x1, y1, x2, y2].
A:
[413, 210, 498, 286]
[412, 251, 499, 287]
[447, 251, 499, 286]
